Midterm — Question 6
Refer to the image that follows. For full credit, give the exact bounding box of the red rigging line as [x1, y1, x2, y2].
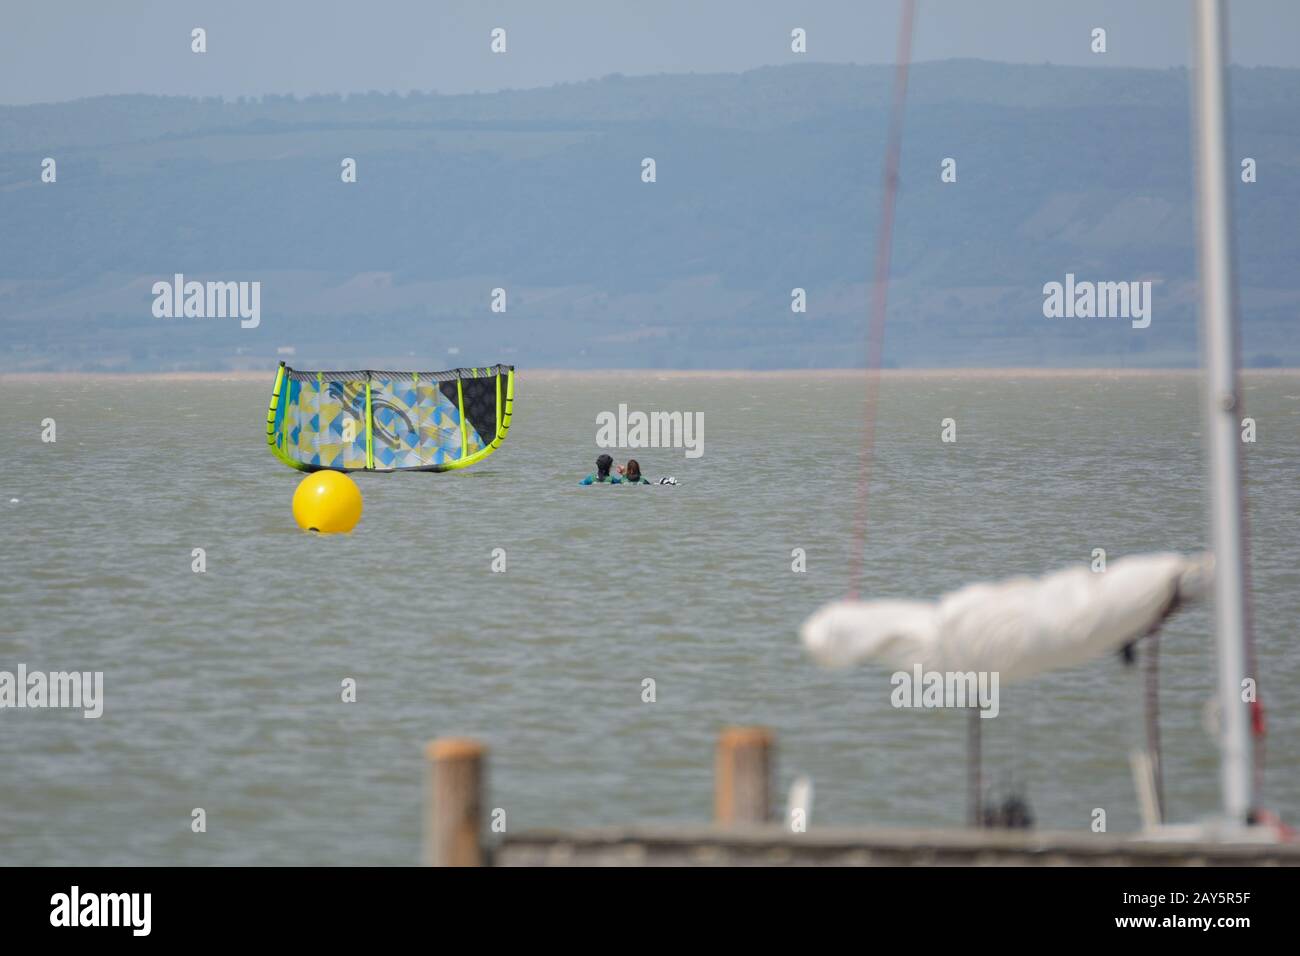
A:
[846, 0, 917, 600]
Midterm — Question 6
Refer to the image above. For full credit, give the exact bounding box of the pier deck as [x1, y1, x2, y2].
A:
[492, 825, 1300, 866]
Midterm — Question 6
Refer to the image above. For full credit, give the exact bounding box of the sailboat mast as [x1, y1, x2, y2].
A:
[1190, 0, 1253, 826]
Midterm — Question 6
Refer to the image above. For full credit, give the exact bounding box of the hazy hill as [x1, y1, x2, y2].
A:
[1, 60, 1297, 371]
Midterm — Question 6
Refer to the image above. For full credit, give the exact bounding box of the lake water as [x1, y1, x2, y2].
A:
[1, 370, 1297, 864]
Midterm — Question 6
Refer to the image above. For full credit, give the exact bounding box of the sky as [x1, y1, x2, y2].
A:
[3, 0, 1299, 106]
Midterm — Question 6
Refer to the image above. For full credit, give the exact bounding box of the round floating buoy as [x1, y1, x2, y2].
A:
[292, 471, 362, 534]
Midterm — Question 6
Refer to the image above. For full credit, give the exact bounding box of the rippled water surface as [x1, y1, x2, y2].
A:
[1, 370, 1297, 864]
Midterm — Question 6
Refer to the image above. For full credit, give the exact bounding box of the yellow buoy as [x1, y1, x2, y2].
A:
[292, 471, 362, 534]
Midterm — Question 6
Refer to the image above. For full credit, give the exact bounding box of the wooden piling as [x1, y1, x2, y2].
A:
[424, 737, 485, 866]
[714, 726, 773, 825]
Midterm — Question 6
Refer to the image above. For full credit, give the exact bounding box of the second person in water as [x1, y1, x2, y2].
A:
[620, 459, 650, 485]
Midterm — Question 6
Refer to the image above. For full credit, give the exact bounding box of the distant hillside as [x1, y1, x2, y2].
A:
[1, 60, 1297, 371]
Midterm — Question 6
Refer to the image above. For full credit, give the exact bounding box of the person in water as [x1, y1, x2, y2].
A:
[580, 453, 622, 484]
[621, 459, 651, 485]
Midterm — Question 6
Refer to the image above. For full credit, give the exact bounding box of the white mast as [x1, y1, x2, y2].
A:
[1191, 0, 1253, 827]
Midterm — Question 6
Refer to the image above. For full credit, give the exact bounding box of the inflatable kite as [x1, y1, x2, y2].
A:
[266, 362, 514, 472]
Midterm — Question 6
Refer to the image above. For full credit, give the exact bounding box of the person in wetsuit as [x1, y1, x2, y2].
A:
[621, 459, 651, 484]
[580, 453, 622, 485]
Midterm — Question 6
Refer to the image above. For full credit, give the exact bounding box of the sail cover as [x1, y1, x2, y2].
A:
[266, 363, 514, 472]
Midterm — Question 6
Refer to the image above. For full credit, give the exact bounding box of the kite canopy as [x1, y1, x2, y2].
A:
[266, 363, 514, 472]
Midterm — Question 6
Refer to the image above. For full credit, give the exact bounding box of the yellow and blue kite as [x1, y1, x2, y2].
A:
[266, 363, 514, 472]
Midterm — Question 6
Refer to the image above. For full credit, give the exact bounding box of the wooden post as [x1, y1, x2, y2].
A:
[424, 737, 485, 866]
[714, 726, 773, 825]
